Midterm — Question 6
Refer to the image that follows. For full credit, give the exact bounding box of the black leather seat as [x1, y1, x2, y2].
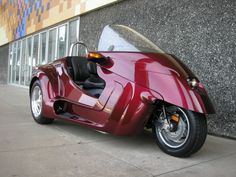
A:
[83, 62, 105, 89]
[67, 57, 105, 98]
[83, 62, 105, 97]
[67, 56, 90, 86]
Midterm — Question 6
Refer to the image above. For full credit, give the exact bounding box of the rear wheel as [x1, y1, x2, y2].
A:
[30, 80, 54, 124]
[152, 105, 207, 157]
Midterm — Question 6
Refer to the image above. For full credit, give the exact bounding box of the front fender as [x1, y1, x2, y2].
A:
[30, 65, 59, 97]
[29, 66, 59, 118]
[148, 73, 215, 114]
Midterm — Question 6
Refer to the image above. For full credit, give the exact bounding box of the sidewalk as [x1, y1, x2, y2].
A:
[0, 85, 235, 177]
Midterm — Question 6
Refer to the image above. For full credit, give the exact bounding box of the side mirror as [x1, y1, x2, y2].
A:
[87, 52, 107, 64]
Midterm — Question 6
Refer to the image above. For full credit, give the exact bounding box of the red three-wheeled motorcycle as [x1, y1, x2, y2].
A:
[30, 25, 215, 157]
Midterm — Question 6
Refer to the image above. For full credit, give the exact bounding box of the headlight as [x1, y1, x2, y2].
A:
[187, 78, 199, 88]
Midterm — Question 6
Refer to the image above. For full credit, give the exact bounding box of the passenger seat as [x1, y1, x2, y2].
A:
[67, 56, 90, 86]
[83, 62, 105, 97]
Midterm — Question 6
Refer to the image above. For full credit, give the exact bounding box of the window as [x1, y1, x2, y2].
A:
[8, 17, 80, 86]
[32, 35, 39, 67]
[48, 28, 57, 62]
[15, 41, 21, 83]
[57, 25, 67, 58]
[20, 39, 26, 85]
[25, 37, 33, 86]
[12, 43, 17, 83]
[8, 44, 13, 83]
[68, 20, 78, 56]
[40, 32, 47, 64]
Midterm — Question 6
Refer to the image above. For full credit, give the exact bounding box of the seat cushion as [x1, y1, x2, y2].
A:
[83, 76, 105, 89]
[85, 88, 104, 98]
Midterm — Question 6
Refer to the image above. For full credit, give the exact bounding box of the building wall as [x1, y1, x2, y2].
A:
[79, 0, 236, 138]
[0, 44, 9, 84]
[0, 0, 120, 46]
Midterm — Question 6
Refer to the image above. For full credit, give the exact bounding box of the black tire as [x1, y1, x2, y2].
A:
[152, 106, 207, 157]
[30, 80, 54, 124]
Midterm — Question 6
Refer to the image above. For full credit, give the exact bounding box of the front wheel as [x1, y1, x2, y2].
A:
[152, 106, 207, 157]
[30, 80, 54, 124]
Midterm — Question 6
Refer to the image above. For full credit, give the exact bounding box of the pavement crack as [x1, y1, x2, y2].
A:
[0, 143, 79, 153]
[153, 151, 236, 177]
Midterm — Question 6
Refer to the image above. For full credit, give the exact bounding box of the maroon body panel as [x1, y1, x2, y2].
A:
[100, 52, 215, 114]
[30, 52, 214, 136]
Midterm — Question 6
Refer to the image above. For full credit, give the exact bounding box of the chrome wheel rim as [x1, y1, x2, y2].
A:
[156, 107, 190, 148]
[31, 86, 43, 118]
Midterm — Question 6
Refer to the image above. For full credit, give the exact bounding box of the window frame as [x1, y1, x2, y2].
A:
[7, 17, 80, 87]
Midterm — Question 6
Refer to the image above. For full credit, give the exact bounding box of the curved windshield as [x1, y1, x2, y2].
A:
[98, 25, 164, 53]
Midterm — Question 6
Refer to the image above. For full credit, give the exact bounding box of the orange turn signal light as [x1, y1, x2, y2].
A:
[87, 52, 104, 59]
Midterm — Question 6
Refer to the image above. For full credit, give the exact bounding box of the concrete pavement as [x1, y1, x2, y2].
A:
[0, 85, 235, 177]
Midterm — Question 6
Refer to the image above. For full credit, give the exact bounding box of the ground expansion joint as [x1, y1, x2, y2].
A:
[153, 151, 236, 177]
[0, 143, 80, 154]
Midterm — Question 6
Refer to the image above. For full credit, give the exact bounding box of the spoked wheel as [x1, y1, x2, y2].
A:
[31, 84, 43, 118]
[152, 105, 207, 157]
[30, 80, 54, 124]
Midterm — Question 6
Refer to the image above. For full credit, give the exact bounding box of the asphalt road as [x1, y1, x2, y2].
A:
[0, 85, 236, 177]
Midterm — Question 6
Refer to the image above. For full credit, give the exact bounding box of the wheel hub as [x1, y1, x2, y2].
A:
[31, 86, 43, 118]
[156, 108, 190, 148]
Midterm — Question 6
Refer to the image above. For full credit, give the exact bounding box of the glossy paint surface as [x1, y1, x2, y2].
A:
[30, 52, 214, 135]
[100, 52, 215, 114]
